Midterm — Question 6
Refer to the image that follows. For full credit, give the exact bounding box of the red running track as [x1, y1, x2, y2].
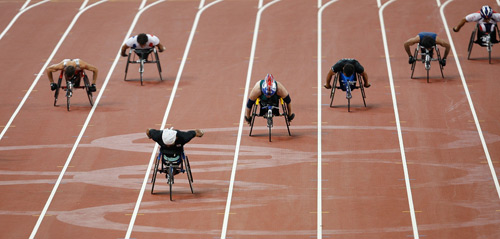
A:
[0, 0, 499, 238]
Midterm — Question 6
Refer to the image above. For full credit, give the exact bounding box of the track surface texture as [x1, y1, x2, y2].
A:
[0, 0, 499, 238]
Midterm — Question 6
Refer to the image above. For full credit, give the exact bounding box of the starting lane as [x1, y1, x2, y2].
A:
[320, 0, 415, 238]
[129, 0, 259, 238]
[224, 1, 318, 238]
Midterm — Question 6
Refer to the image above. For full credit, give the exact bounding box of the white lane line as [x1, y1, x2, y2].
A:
[0, 0, 50, 41]
[79, 0, 90, 11]
[20, 0, 31, 10]
[317, 1, 340, 238]
[498, 0, 500, 7]
[124, 1, 224, 238]
[27, 1, 113, 237]
[0, 0, 95, 141]
[220, 1, 280, 239]
[378, 1, 420, 239]
[436, 0, 441, 7]
[440, 0, 500, 200]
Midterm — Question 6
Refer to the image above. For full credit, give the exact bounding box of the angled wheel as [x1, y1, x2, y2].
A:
[83, 73, 94, 106]
[151, 154, 161, 194]
[467, 27, 477, 60]
[410, 47, 418, 79]
[185, 155, 194, 194]
[124, 50, 132, 81]
[281, 101, 291, 136]
[53, 76, 63, 106]
[329, 73, 338, 107]
[249, 103, 258, 136]
[154, 50, 163, 81]
[357, 74, 367, 107]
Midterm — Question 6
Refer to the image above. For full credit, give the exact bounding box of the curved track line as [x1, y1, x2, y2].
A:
[378, 0, 420, 238]
[0, 0, 50, 41]
[317, 1, 340, 238]
[439, 0, 500, 200]
[0, 0, 105, 141]
[220, 1, 280, 238]
[124, 1, 224, 238]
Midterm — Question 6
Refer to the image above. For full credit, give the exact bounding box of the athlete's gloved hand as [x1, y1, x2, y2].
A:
[440, 58, 446, 67]
[121, 52, 128, 57]
[89, 84, 96, 92]
[244, 116, 251, 125]
[408, 56, 416, 64]
[50, 83, 58, 91]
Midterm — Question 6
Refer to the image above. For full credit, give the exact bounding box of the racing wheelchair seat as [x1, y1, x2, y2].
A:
[249, 97, 291, 142]
[151, 149, 194, 201]
[410, 43, 445, 83]
[124, 48, 163, 85]
[329, 72, 367, 112]
[467, 23, 499, 64]
[53, 70, 94, 111]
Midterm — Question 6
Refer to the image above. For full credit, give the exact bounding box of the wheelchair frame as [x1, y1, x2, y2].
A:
[53, 70, 93, 111]
[329, 72, 367, 112]
[249, 98, 291, 142]
[124, 48, 163, 85]
[467, 23, 499, 64]
[151, 151, 193, 201]
[410, 44, 444, 83]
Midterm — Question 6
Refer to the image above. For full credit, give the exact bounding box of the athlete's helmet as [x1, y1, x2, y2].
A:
[261, 74, 277, 97]
[161, 127, 177, 145]
[480, 5, 493, 18]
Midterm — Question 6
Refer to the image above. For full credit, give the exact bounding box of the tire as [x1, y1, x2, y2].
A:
[54, 87, 60, 106]
[185, 156, 194, 194]
[426, 67, 430, 83]
[151, 156, 160, 194]
[140, 59, 144, 86]
[83, 75, 93, 106]
[267, 117, 272, 142]
[168, 166, 174, 201]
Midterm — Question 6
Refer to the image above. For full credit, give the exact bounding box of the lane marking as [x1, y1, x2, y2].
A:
[440, 0, 500, 200]
[318, 1, 341, 239]
[125, 1, 224, 239]
[221, 1, 280, 239]
[378, 1, 420, 239]
[0, 0, 98, 141]
[0, 0, 50, 41]
[27, 1, 148, 238]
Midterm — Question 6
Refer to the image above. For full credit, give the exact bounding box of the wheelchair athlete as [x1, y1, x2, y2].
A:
[404, 32, 450, 66]
[453, 5, 500, 46]
[46, 59, 98, 92]
[121, 33, 165, 58]
[146, 128, 204, 175]
[245, 74, 295, 124]
[324, 58, 370, 90]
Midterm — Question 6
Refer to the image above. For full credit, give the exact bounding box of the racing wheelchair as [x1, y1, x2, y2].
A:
[53, 70, 93, 111]
[410, 44, 445, 83]
[249, 98, 291, 142]
[124, 48, 163, 85]
[467, 23, 499, 64]
[329, 72, 367, 112]
[151, 150, 193, 201]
